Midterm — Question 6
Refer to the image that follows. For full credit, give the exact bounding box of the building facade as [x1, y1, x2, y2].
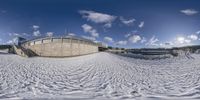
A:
[21, 36, 99, 57]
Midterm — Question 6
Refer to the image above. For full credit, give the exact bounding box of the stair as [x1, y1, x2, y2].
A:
[12, 45, 37, 57]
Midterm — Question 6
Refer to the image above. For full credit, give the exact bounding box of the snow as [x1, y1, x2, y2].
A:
[0, 52, 200, 100]
[0, 49, 9, 54]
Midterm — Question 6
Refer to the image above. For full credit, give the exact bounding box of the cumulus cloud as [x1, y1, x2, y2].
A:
[82, 24, 92, 32]
[7, 40, 13, 44]
[9, 33, 20, 37]
[82, 24, 99, 37]
[79, 10, 116, 28]
[129, 35, 142, 43]
[32, 25, 41, 37]
[103, 23, 112, 28]
[173, 34, 198, 46]
[22, 33, 29, 36]
[176, 36, 191, 44]
[33, 30, 41, 37]
[116, 40, 127, 45]
[46, 32, 54, 37]
[125, 33, 131, 38]
[120, 17, 135, 26]
[145, 36, 159, 46]
[14, 33, 21, 37]
[68, 33, 76, 36]
[138, 21, 144, 28]
[104, 37, 114, 43]
[141, 37, 147, 43]
[187, 34, 198, 40]
[8, 33, 29, 37]
[82, 36, 96, 41]
[196, 30, 200, 34]
[6, 37, 18, 44]
[33, 25, 40, 30]
[172, 34, 198, 46]
[184, 39, 191, 43]
[180, 9, 198, 15]
[161, 34, 197, 47]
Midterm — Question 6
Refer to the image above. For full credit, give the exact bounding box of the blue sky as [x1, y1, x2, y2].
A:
[0, 0, 200, 48]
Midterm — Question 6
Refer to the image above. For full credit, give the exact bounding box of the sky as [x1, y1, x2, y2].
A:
[0, 0, 200, 48]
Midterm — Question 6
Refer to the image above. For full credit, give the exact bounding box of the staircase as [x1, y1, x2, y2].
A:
[12, 45, 37, 57]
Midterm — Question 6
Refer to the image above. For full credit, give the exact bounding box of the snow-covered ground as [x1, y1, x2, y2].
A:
[0, 52, 200, 100]
[0, 49, 9, 54]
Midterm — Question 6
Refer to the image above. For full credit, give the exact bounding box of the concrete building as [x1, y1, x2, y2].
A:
[21, 36, 99, 57]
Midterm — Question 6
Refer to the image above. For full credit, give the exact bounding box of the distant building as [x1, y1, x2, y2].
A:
[15, 37, 27, 46]
[21, 36, 99, 57]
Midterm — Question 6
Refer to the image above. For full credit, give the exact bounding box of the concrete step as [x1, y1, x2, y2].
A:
[13, 45, 36, 57]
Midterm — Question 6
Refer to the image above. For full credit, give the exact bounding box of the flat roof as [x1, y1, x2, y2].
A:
[22, 36, 96, 44]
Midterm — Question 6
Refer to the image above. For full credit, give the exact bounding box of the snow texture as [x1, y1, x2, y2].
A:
[0, 52, 200, 100]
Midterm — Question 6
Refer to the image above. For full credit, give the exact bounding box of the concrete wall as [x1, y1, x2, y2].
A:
[22, 37, 98, 57]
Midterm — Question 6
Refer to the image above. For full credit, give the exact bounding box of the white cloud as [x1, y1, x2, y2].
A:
[196, 30, 200, 34]
[91, 32, 99, 37]
[180, 9, 198, 16]
[79, 10, 116, 28]
[116, 40, 127, 45]
[46, 32, 53, 37]
[82, 24, 99, 37]
[161, 35, 197, 47]
[82, 36, 96, 41]
[138, 21, 144, 28]
[33, 30, 41, 37]
[7, 40, 13, 44]
[6, 37, 18, 44]
[104, 37, 114, 43]
[141, 37, 147, 43]
[175, 36, 191, 44]
[8, 33, 12, 36]
[8, 33, 29, 37]
[145, 36, 159, 46]
[14, 33, 20, 36]
[32, 25, 41, 37]
[8, 33, 20, 37]
[103, 23, 112, 28]
[125, 33, 131, 38]
[82, 24, 93, 32]
[33, 25, 40, 30]
[188, 34, 198, 40]
[68, 33, 76, 36]
[184, 39, 191, 43]
[129, 35, 142, 43]
[173, 34, 198, 46]
[22, 33, 29, 36]
[120, 17, 135, 26]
